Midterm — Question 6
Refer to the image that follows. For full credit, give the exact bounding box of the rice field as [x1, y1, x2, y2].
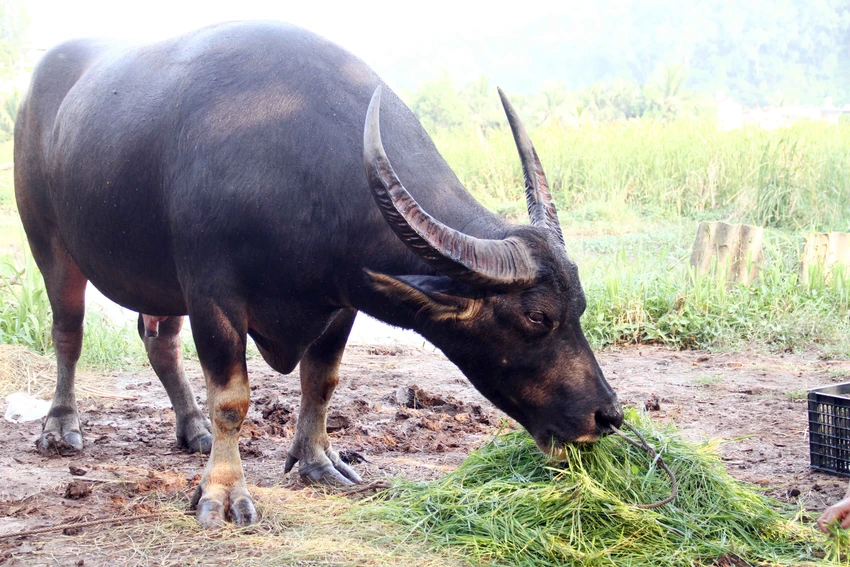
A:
[435, 119, 850, 232]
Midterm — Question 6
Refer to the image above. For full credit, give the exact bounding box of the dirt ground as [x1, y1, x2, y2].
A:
[1, 340, 850, 565]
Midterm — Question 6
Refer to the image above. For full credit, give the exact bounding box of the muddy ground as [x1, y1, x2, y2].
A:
[1, 340, 850, 565]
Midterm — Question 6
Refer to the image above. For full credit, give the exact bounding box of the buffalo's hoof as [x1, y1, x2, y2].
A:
[36, 430, 83, 457]
[178, 431, 213, 455]
[190, 485, 258, 528]
[184, 433, 212, 454]
[177, 415, 213, 454]
[284, 451, 362, 486]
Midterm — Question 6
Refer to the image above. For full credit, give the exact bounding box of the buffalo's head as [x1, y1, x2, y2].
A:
[363, 87, 622, 454]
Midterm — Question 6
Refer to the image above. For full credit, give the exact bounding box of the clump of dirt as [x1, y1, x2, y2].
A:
[394, 385, 463, 414]
[64, 480, 91, 500]
[644, 394, 661, 411]
[339, 449, 368, 464]
[365, 345, 408, 356]
[124, 469, 187, 496]
[326, 411, 351, 432]
[371, 386, 501, 454]
[69, 464, 88, 476]
[259, 402, 293, 436]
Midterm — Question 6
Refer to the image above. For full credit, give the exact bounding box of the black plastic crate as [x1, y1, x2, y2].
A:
[809, 382, 850, 476]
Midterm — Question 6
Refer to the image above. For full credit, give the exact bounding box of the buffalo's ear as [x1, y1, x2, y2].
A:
[366, 271, 481, 322]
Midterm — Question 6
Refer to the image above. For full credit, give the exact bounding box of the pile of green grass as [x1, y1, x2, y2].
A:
[362, 409, 834, 566]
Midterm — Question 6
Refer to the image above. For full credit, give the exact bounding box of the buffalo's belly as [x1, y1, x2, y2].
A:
[51, 190, 186, 315]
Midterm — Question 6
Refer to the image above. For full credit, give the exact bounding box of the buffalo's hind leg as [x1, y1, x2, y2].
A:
[30, 242, 87, 456]
[285, 309, 362, 486]
[137, 315, 212, 454]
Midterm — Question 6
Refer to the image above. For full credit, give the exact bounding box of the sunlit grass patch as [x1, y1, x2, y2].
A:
[0, 252, 51, 354]
[80, 310, 147, 370]
[67, 487, 469, 567]
[574, 226, 850, 353]
[435, 120, 850, 232]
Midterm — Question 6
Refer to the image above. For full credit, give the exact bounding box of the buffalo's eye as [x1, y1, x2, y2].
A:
[526, 311, 546, 325]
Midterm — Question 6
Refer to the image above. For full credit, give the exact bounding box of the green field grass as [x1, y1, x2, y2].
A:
[571, 223, 850, 354]
[432, 118, 850, 355]
[435, 119, 850, 231]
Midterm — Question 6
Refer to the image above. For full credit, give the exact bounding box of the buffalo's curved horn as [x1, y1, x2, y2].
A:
[364, 86, 537, 288]
[497, 88, 564, 245]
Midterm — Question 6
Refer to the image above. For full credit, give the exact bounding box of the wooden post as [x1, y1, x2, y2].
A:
[799, 232, 850, 286]
[690, 221, 764, 284]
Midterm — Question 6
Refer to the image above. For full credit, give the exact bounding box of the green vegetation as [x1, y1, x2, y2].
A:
[573, 226, 850, 352]
[361, 408, 831, 566]
[785, 390, 808, 401]
[0, 251, 147, 369]
[80, 310, 145, 370]
[0, 88, 20, 143]
[0, 255, 141, 369]
[0, 253, 50, 352]
[432, 119, 850, 231]
[0, 0, 28, 81]
[694, 374, 724, 387]
[0, 139, 14, 207]
[415, 116, 850, 354]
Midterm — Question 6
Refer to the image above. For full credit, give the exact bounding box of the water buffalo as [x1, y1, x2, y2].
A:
[16, 21, 622, 527]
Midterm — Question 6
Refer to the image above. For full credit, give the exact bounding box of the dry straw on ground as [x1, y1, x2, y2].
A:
[0, 344, 120, 400]
[57, 488, 470, 567]
[0, 344, 56, 398]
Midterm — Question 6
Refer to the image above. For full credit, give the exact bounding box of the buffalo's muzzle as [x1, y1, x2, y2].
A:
[595, 400, 624, 434]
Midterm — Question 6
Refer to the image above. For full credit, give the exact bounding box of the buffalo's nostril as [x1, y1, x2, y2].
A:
[595, 402, 624, 433]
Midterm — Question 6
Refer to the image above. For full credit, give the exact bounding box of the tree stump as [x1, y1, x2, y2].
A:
[799, 232, 850, 286]
[689, 221, 764, 284]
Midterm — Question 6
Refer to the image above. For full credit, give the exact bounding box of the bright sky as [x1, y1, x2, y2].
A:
[28, 0, 575, 88]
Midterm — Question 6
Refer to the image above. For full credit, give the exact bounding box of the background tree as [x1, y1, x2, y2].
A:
[387, 0, 850, 108]
[407, 71, 469, 132]
[0, 0, 28, 80]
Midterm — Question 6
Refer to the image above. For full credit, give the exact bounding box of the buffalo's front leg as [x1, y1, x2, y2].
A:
[285, 309, 362, 485]
[188, 301, 257, 527]
[137, 314, 212, 453]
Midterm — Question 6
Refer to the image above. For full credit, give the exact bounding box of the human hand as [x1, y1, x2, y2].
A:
[817, 497, 850, 533]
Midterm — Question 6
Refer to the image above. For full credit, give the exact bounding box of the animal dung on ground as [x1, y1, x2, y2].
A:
[69, 464, 88, 476]
[644, 394, 661, 411]
[326, 411, 351, 432]
[64, 480, 92, 500]
[395, 386, 426, 409]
